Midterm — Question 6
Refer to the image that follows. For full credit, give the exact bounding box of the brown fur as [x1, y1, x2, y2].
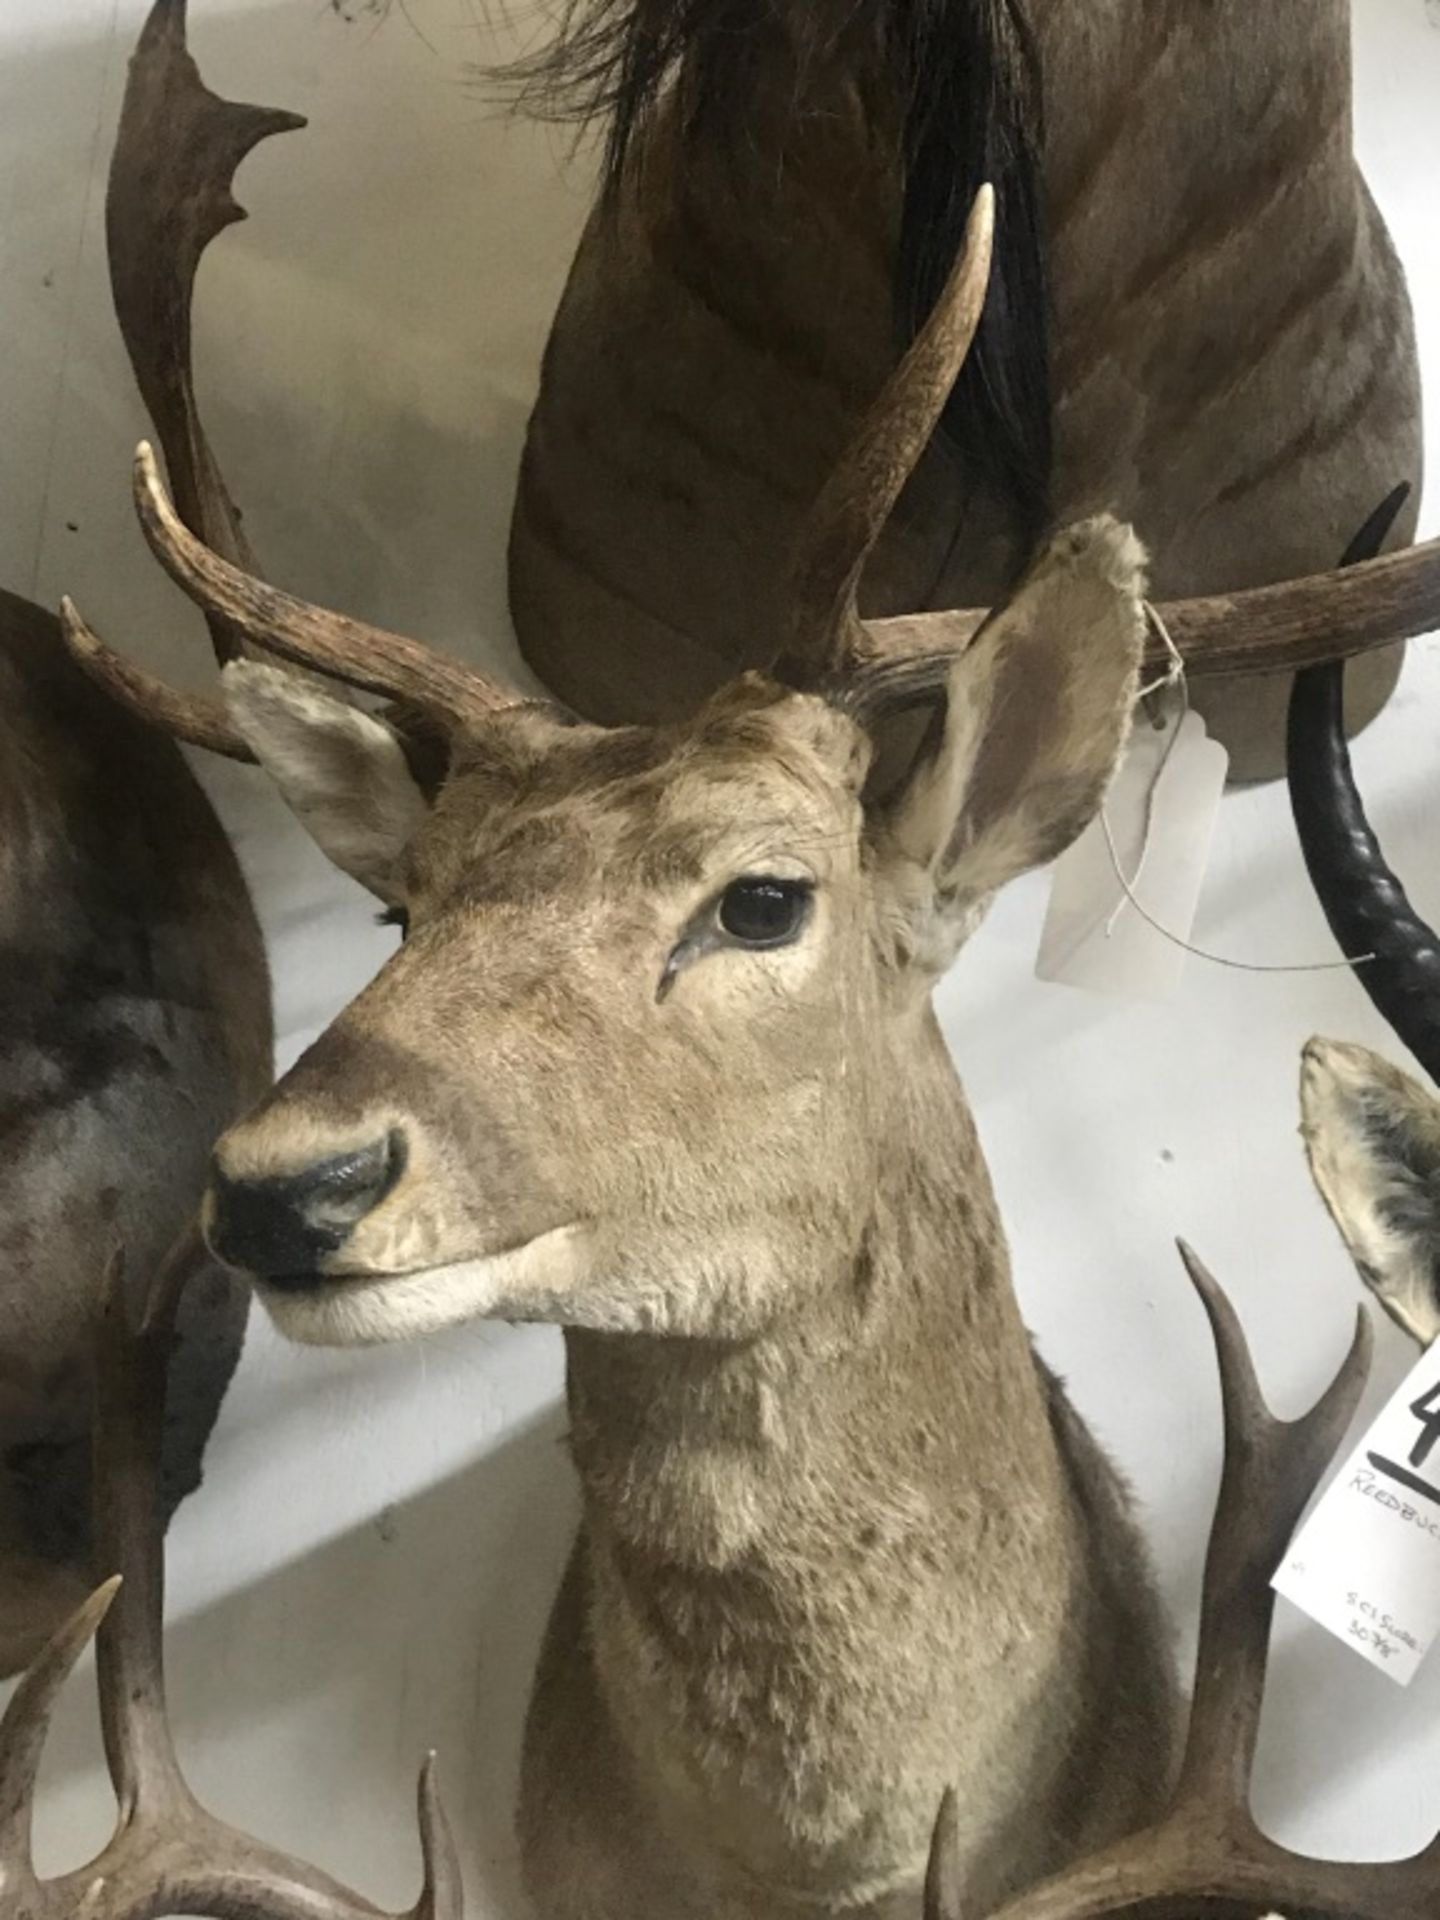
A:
[509, 0, 1422, 779]
[0, 587, 272, 1675]
[206, 521, 1179, 1917]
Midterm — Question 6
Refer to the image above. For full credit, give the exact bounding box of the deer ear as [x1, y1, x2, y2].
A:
[1301, 1037, 1440, 1347]
[223, 662, 428, 902]
[876, 517, 1145, 938]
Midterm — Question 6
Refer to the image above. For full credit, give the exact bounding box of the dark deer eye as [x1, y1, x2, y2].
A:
[717, 878, 811, 948]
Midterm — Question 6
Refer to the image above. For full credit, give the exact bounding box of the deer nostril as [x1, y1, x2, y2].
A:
[206, 1130, 407, 1281]
[299, 1134, 406, 1228]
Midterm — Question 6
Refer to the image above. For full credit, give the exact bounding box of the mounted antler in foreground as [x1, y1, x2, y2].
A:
[0, 1227, 462, 1920]
[924, 1242, 1439, 1920]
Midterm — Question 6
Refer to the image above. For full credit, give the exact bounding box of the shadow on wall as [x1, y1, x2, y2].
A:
[26, 1402, 576, 1918]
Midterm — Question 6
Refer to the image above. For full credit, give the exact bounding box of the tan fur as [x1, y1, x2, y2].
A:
[209, 521, 1179, 1918]
[1301, 1037, 1440, 1347]
[0, 587, 273, 1675]
[510, 1, 1421, 779]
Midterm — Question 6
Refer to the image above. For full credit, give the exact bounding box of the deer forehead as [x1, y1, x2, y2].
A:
[412, 687, 872, 906]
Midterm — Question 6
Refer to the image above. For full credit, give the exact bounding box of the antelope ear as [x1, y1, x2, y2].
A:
[223, 662, 428, 902]
[1301, 1037, 1440, 1346]
[875, 516, 1145, 947]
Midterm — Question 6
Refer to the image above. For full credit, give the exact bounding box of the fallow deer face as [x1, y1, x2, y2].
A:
[207, 678, 881, 1344]
[64, 179, 1153, 1347]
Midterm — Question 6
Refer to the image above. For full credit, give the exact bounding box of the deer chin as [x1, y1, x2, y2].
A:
[258, 1222, 591, 1346]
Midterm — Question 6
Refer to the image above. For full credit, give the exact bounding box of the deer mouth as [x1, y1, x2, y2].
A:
[254, 1223, 589, 1347]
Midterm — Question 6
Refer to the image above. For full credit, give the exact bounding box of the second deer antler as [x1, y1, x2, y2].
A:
[0, 1228, 463, 1920]
[925, 1243, 1440, 1920]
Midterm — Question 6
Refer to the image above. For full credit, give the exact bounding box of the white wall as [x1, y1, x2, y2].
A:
[1, 1, 1438, 1909]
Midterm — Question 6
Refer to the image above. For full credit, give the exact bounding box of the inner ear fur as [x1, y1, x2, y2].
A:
[869, 515, 1147, 908]
[1301, 1036, 1440, 1347]
[223, 661, 430, 902]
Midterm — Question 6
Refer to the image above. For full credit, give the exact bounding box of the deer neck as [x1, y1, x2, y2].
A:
[561, 1008, 1065, 1577]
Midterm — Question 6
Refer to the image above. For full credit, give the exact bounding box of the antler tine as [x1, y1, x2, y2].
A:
[107, 0, 304, 666]
[924, 1789, 964, 1920]
[776, 184, 995, 687]
[414, 1755, 465, 1920]
[1170, 1242, 1371, 1824]
[134, 441, 516, 726]
[92, 1235, 202, 1811]
[0, 1578, 120, 1873]
[60, 596, 258, 762]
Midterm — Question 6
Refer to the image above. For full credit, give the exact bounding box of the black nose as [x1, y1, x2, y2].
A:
[207, 1133, 406, 1287]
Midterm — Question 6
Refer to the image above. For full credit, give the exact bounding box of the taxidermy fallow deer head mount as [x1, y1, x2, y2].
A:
[61, 0, 1440, 1349]
[40, 5, 1440, 1912]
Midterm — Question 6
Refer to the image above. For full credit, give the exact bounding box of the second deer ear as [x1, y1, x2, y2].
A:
[1301, 1037, 1440, 1347]
[872, 516, 1146, 957]
[223, 662, 428, 903]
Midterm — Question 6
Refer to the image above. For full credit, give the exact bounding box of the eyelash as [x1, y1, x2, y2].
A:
[377, 906, 410, 938]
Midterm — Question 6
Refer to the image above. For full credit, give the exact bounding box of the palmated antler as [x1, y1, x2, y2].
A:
[0, 1226, 463, 1920]
[1287, 486, 1440, 1087]
[923, 1242, 1433, 1920]
[108, 0, 301, 620]
[64, 0, 514, 759]
[74, 0, 303, 761]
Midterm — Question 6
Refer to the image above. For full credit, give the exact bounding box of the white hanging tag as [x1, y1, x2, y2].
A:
[1274, 1341, 1440, 1686]
[1035, 702, 1228, 1001]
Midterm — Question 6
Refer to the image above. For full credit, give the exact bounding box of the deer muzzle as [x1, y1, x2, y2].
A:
[205, 1131, 408, 1288]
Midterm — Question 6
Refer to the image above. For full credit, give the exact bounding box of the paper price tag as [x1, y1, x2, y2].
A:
[1036, 704, 1228, 1001]
[1274, 1340, 1440, 1685]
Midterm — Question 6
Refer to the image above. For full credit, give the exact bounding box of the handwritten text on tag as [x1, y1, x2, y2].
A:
[1274, 1339, 1440, 1685]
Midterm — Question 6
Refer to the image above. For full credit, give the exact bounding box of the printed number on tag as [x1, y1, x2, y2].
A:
[1275, 1341, 1440, 1685]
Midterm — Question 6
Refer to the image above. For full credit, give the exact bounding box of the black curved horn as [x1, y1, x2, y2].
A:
[1288, 482, 1440, 1084]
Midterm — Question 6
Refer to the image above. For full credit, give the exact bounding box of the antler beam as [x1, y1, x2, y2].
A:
[852, 519, 1440, 717]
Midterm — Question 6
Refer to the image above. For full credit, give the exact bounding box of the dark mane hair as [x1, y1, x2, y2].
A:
[494, 0, 1051, 550]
